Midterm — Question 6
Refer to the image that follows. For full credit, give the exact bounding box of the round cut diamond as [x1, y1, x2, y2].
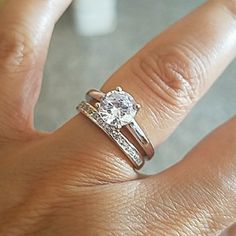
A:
[98, 90, 138, 128]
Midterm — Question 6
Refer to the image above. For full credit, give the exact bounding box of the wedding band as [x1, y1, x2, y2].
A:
[86, 88, 154, 159]
[77, 101, 144, 169]
[77, 87, 154, 169]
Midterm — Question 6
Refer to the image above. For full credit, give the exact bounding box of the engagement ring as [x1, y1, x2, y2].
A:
[77, 87, 154, 169]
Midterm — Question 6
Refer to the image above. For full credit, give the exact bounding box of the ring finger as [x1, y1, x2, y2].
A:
[51, 0, 236, 181]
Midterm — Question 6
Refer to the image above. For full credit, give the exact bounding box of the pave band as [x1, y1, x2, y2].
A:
[86, 89, 154, 159]
[78, 101, 144, 169]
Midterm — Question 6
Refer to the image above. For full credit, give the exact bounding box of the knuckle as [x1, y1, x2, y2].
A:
[131, 44, 204, 108]
[0, 27, 36, 75]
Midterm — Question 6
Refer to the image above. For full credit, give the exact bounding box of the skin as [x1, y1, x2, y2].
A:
[0, 0, 235, 235]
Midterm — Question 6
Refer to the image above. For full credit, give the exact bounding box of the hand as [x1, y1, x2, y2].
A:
[0, 0, 235, 235]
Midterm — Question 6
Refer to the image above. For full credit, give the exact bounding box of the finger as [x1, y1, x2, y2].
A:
[103, 0, 236, 144]
[0, 0, 71, 138]
[147, 116, 236, 235]
[53, 0, 236, 179]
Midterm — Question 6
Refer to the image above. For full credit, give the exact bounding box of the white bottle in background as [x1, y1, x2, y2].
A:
[73, 0, 117, 36]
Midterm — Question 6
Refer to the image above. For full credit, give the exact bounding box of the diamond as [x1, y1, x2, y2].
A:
[87, 108, 94, 114]
[92, 113, 99, 120]
[111, 131, 120, 140]
[103, 123, 109, 130]
[119, 137, 127, 146]
[97, 117, 104, 125]
[79, 102, 86, 110]
[98, 89, 138, 128]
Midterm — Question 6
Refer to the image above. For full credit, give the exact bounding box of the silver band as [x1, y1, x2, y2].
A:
[77, 101, 144, 169]
[86, 89, 154, 160]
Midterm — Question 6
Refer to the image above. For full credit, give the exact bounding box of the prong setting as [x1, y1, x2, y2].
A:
[136, 104, 141, 110]
[95, 102, 100, 108]
[116, 86, 122, 92]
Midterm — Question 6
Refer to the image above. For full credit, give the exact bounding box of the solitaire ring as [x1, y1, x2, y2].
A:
[86, 87, 154, 159]
[77, 87, 154, 169]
